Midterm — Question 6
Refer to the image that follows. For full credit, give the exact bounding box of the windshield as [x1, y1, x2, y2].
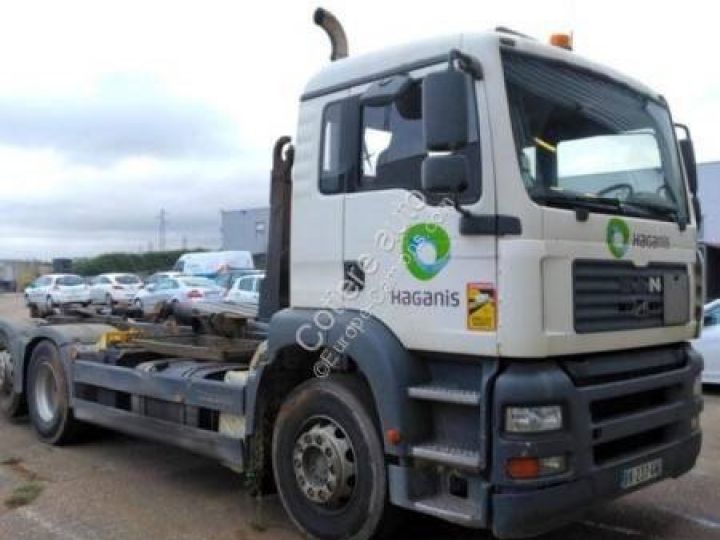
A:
[502, 51, 688, 222]
[57, 275, 84, 286]
[180, 277, 216, 288]
[115, 274, 140, 284]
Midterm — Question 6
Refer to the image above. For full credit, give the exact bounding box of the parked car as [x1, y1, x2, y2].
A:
[693, 299, 720, 384]
[144, 271, 184, 286]
[89, 273, 143, 305]
[214, 268, 263, 292]
[131, 276, 224, 314]
[24, 274, 91, 311]
[225, 273, 265, 305]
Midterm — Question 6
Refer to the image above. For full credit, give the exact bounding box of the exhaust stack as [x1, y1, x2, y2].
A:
[313, 7, 348, 61]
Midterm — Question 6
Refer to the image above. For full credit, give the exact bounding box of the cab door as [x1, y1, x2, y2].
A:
[341, 69, 499, 356]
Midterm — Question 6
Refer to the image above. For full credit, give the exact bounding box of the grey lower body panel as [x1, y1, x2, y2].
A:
[491, 432, 701, 538]
[73, 399, 245, 468]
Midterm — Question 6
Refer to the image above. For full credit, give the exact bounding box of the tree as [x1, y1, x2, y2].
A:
[72, 249, 207, 276]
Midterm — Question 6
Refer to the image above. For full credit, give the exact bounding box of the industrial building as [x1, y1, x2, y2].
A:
[220, 208, 270, 267]
[700, 161, 720, 300]
[0, 259, 52, 292]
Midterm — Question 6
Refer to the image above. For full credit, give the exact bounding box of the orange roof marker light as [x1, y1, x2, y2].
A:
[549, 32, 573, 50]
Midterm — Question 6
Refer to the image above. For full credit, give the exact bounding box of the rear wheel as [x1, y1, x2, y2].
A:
[0, 331, 25, 419]
[273, 376, 390, 540]
[27, 340, 81, 444]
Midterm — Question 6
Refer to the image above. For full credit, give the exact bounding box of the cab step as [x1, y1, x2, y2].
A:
[407, 384, 482, 406]
[409, 443, 482, 470]
[413, 494, 485, 526]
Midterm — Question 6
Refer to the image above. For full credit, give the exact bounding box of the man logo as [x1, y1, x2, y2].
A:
[632, 299, 651, 318]
[648, 276, 663, 294]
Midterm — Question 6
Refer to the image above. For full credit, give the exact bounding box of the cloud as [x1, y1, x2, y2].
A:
[0, 74, 240, 166]
[0, 148, 270, 259]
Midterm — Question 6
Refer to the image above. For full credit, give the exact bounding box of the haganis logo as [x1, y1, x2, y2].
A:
[606, 218, 630, 259]
[402, 223, 451, 281]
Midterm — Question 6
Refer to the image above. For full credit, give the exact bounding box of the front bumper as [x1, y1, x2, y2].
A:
[490, 343, 703, 538]
[492, 431, 701, 538]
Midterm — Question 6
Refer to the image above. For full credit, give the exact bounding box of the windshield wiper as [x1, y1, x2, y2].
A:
[622, 199, 687, 230]
[532, 190, 684, 225]
[532, 191, 625, 217]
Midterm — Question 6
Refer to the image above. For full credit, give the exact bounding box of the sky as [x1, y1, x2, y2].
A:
[0, 0, 717, 259]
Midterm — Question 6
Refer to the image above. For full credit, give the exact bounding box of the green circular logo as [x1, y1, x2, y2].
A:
[402, 223, 451, 281]
[606, 218, 630, 259]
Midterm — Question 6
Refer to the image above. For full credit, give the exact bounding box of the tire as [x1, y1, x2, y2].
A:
[27, 340, 81, 444]
[272, 376, 390, 540]
[28, 303, 41, 319]
[0, 331, 26, 419]
[45, 296, 55, 314]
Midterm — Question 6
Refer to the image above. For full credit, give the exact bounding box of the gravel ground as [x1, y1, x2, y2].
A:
[1, 293, 719, 540]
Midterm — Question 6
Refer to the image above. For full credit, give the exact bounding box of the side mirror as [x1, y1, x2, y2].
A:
[676, 124, 698, 195]
[422, 154, 468, 194]
[423, 69, 470, 151]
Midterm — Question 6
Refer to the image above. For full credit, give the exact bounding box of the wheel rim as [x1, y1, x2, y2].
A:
[292, 417, 356, 508]
[34, 362, 60, 423]
[0, 348, 12, 394]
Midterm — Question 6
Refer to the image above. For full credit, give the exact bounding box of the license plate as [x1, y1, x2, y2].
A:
[620, 458, 663, 489]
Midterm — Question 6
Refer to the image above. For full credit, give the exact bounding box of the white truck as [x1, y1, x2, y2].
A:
[0, 9, 704, 539]
[172, 250, 255, 277]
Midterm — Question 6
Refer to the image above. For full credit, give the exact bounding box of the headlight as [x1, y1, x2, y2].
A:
[505, 405, 563, 433]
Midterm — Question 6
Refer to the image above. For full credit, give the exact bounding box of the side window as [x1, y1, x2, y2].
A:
[360, 83, 424, 191]
[319, 98, 359, 194]
[318, 73, 482, 201]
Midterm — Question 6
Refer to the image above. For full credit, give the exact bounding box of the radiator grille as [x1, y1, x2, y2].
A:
[573, 260, 686, 333]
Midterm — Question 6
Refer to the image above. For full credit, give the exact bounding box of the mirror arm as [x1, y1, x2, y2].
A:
[448, 49, 484, 79]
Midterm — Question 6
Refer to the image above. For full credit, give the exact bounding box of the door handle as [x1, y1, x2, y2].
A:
[343, 261, 365, 293]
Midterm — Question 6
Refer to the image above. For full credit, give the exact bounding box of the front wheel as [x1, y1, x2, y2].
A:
[27, 340, 81, 444]
[0, 331, 26, 419]
[273, 376, 390, 540]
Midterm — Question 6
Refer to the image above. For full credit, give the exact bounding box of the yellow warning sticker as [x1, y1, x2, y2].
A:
[467, 282, 496, 331]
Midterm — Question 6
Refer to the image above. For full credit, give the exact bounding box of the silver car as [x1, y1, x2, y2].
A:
[89, 273, 143, 305]
[132, 276, 223, 314]
[24, 274, 91, 311]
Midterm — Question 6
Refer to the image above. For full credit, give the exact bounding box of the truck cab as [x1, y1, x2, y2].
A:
[274, 27, 702, 538]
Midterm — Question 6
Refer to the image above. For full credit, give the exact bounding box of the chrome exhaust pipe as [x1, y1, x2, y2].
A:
[313, 7, 348, 61]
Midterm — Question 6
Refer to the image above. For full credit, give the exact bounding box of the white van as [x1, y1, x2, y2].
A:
[172, 251, 254, 277]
